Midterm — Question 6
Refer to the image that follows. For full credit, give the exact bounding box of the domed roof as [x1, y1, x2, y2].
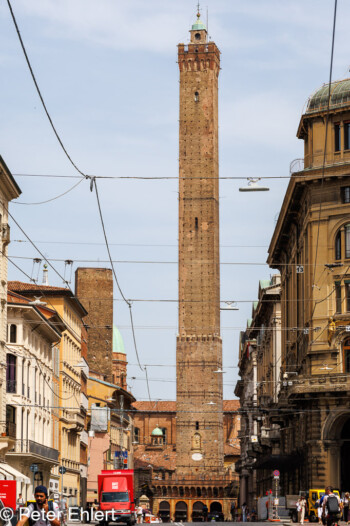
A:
[151, 427, 163, 436]
[192, 12, 206, 31]
[307, 79, 350, 113]
[113, 326, 125, 354]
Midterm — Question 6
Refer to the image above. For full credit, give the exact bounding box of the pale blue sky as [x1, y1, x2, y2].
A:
[1, 0, 349, 401]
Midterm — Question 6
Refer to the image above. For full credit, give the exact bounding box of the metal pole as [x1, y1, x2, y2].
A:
[119, 395, 124, 469]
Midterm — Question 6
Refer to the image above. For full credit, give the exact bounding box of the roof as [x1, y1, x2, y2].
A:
[151, 427, 163, 436]
[0, 155, 22, 198]
[134, 444, 176, 471]
[132, 400, 240, 412]
[191, 10, 206, 31]
[113, 326, 125, 354]
[307, 79, 350, 113]
[88, 376, 136, 402]
[259, 279, 271, 290]
[224, 443, 241, 456]
[8, 281, 88, 317]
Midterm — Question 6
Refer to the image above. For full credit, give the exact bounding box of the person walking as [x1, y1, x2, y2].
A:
[299, 496, 307, 524]
[230, 502, 236, 521]
[296, 498, 302, 523]
[343, 493, 349, 524]
[242, 503, 247, 523]
[136, 505, 143, 524]
[322, 486, 342, 526]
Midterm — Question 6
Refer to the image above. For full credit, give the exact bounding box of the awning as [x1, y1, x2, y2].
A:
[0, 463, 30, 484]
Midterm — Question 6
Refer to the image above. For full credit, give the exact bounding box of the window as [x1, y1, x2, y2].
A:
[346, 225, 350, 258]
[342, 187, 350, 204]
[6, 354, 17, 393]
[160, 428, 167, 444]
[195, 217, 198, 229]
[195, 421, 199, 430]
[346, 282, 350, 312]
[345, 122, 350, 150]
[194, 91, 199, 102]
[9, 324, 17, 343]
[344, 339, 350, 373]
[335, 123, 341, 152]
[335, 282, 342, 313]
[195, 32, 201, 40]
[133, 427, 140, 444]
[335, 231, 342, 260]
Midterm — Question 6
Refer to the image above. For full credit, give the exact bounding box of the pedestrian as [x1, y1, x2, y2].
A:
[299, 496, 307, 524]
[230, 502, 236, 521]
[136, 505, 143, 524]
[242, 503, 247, 523]
[322, 486, 342, 526]
[296, 498, 302, 523]
[15, 485, 60, 526]
[343, 492, 349, 524]
[316, 497, 323, 525]
[202, 505, 208, 522]
[16, 494, 24, 519]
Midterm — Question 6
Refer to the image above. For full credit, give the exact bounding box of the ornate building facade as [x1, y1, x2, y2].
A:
[267, 78, 350, 493]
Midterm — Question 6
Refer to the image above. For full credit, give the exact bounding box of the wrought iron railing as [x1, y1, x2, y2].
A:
[8, 439, 59, 461]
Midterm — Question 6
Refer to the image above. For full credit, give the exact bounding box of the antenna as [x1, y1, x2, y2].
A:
[207, 7, 209, 41]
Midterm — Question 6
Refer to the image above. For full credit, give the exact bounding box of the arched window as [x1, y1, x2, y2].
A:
[335, 231, 342, 260]
[194, 91, 199, 102]
[344, 338, 350, 373]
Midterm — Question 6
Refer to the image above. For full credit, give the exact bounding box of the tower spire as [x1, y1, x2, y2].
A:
[197, 1, 200, 18]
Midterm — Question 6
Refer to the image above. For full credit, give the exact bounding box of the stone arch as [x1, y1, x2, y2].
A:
[184, 486, 190, 497]
[162, 486, 167, 497]
[175, 501, 188, 522]
[158, 501, 170, 523]
[172, 486, 178, 497]
[213, 487, 219, 498]
[207, 487, 212, 498]
[210, 501, 222, 512]
[202, 487, 207, 497]
[190, 487, 196, 498]
[196, 487, 202, 498]
[192, 501, 204, 521]
[323, 410, 350, 490]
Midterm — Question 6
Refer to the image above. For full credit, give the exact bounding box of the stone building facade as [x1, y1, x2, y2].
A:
[266, 78, 350, 493]
[8, 282, 87, 505]
[235, 276, 281, 507]
[0, 157, 21, 463]
[132, 401, 240, 522]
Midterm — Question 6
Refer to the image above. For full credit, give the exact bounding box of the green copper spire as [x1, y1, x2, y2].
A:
[191, 3, 206, 31]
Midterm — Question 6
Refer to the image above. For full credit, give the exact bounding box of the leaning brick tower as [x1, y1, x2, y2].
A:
[176, 10, 223, 476]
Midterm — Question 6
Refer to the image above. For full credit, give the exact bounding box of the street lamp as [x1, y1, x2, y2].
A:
[239, 178, 270, 192]
[220, 301, 239, 311]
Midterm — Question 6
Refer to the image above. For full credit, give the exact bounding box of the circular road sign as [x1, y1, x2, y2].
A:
[59, 466, 67, 474]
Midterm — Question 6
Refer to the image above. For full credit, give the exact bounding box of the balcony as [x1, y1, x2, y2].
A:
[61, 410, 84, 431]
[8, 439, 59, 462]
[288, 373, 350, 397]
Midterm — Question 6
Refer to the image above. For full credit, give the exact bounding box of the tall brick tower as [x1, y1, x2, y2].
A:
[176, 10, 223, 475]
[75, 268, 113, 382]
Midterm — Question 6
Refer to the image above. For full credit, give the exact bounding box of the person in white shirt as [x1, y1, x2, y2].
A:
[136, 506, 143, 524]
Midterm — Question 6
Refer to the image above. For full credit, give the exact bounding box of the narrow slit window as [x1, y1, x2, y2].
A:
[194, 92, 199, 102]
[195, 217, 198, 229]
[345, 122, 350, 150]
[335, 123, 341, 152]
[346, 282, 350, 312]
[195, 421, 199, 430]
[335, 282, 342, 313]
[335, 230, 342, 260]
[342, 187, 350, 203]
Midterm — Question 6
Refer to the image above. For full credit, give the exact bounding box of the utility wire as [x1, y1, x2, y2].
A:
[92, 178, 151, 399]
[12, 178, 85, 205]
[6, 0, 87, 179]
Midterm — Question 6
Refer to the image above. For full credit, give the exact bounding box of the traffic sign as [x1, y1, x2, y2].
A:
[30, 464, 39, 472]
[273, 469, 280, 479]
[59, 466, 66, 474]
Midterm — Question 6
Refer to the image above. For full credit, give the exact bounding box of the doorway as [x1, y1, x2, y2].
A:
[341, 418, 350, 491]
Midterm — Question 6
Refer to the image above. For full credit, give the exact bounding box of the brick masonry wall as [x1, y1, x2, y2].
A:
[75, 268, 113, 383]
[176, 35, 223, 476]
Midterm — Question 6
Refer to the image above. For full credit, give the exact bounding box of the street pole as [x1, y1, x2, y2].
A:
[119, 395, 124, 469]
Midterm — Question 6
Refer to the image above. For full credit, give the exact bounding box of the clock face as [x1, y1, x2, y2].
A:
[192, 453, 203, 461]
